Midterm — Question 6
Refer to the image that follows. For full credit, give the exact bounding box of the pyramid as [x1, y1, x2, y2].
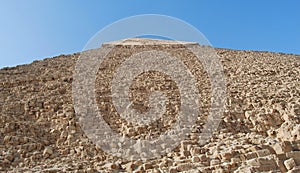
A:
[1, 38, 300, 172]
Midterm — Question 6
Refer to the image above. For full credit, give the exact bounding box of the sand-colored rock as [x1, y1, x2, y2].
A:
[285, 158, 296, 170]
[0, 38, 300, 172]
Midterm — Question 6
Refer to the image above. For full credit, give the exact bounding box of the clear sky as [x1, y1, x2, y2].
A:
[0, 1, 299, 68]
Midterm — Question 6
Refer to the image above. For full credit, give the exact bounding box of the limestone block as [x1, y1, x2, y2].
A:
[284, 158, 296, 170]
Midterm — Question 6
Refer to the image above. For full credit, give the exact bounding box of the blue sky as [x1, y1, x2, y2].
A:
[0, 1, 299, 68]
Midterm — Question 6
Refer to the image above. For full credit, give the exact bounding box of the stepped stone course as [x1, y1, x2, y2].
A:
[0, 38, 300, 172]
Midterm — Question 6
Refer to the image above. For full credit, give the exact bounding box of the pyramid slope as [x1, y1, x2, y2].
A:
[1, 40, 300, 172]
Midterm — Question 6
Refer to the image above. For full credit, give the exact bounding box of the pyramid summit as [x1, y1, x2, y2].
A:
[102, 38, 199, 46]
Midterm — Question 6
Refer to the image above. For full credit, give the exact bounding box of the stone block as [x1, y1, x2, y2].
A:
[256, 149, 271, 157]
[284, 158, 296, 170]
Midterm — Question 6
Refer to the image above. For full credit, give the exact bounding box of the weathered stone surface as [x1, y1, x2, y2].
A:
[0, 38, 299, 172]
[287, 166, 300, 173]
[176, 163, 193, 172]
[284, 158, 296, 170]
[286, 151, 300, 165]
